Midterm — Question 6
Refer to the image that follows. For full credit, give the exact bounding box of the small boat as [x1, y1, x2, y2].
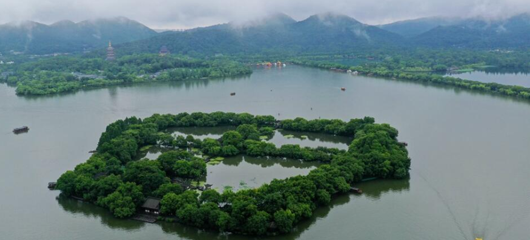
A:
[89, 150, 97, 153]
[350, 187, 362, 194]
[48, 182, 57, 189]
[230, 92, 236, 96]
[13, 126, 29, 134]
[341, 87, 346, 91]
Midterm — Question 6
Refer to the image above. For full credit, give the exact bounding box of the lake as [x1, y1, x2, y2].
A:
[1, 65, 529, 239]
[446, 70, 530, 88]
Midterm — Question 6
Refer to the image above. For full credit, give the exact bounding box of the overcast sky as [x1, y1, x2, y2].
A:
[1, 0, 529, 29]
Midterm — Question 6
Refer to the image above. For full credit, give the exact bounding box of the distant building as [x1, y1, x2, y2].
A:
[159, 46, 170, 56]
[106, 41, 115, 61]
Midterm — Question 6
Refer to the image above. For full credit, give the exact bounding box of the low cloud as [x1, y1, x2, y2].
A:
[1, 0, 530, 29]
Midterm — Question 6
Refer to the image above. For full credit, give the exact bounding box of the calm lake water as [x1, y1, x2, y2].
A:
[1, 65, 529, 239]
[140, 127, 350, 191]
[446, 70, 530, 88]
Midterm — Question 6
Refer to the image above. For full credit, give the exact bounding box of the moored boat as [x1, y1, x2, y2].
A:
[13, 126, 29, 134]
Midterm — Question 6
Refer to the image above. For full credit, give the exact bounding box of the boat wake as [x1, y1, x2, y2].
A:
[417, 172, 529, 240]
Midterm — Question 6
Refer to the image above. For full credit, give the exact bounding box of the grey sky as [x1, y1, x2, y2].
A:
[1, 0, 529, 29]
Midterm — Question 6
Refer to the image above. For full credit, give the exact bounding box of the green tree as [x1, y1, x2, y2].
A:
[99, 191, 136, 218]
[153, 183, 183, 198]
[123, 160, 169, 195]
[274, 209, 296, 233]
[246, 211, 271, 235]
[56, 171, 77, 196]
[200, 189, 222, 203]
[220, 131, 243, 147]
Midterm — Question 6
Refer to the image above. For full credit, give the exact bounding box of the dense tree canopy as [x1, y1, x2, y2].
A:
[1, 54, 251, 96]
[55, 111, 410, 235]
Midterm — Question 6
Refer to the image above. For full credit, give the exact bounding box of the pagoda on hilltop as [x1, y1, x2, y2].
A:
[106, 41, 115, 61]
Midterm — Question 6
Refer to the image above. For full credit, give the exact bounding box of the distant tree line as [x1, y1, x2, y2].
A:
[1, 54, 251, 96]
[290, 59, 530, 100]
[56, 111, 410, 235]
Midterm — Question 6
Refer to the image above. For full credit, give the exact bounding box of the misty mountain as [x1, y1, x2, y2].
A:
[0, 17, 157, 54]
[379, 17, 464, 38]
[414, 13, 530, 48]
[115, 13, 405, 56]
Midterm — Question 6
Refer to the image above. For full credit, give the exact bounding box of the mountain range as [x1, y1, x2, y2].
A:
[116, 13, 404, 56]
[3, 13, 530, 56]
[0, 17, 156, 54]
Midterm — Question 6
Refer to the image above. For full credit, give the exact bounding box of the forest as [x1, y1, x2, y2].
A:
[0, 54, 251, 95]
[55, 112, 410, 235]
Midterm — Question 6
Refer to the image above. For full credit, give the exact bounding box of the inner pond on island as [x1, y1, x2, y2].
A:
[139, 126, 351, 191]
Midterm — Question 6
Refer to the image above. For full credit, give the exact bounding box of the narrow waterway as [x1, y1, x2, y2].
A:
[446, 70, 530, 87]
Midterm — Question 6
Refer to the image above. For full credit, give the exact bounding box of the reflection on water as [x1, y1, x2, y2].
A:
[3, 65, 530, 239]
[168, 126, 235, 140]
[272, 129, 351, 150]
[141, 127, 351, 160]
[207, 155, 319, 191]
[446, 70, 530, 88]
[5, 75, 250, 101]
[56, 195, 145, 231]
[276, 178, 411, 240]
[353, 178, 410, 200]
[137, 127, 351, 191]
[55, 177, 410, 240]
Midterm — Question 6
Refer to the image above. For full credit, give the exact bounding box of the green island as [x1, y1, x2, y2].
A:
[290, 56, 530, 100]
[0, 54, 251, 95]
[55, 112, 410, 235]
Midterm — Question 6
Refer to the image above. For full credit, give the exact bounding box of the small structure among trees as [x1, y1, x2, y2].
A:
[159, 46, 170, 56]
[141, 197, 161, 215]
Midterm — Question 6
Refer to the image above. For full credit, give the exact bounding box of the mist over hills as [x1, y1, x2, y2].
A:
[115, 13, 405, 56]
[412, 13, 530, 48]
[0, 17, 156, 54]
[3, 12, 530, 56]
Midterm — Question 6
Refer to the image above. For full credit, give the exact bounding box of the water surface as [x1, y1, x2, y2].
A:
[1, 65, 529, 239]
[446, 70, 530, 87]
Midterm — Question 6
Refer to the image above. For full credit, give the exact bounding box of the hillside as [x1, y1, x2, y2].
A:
[379, 17, 464, 38]
[414, 14, 530, 48]
[115, 13, 405, 56]
[0, 17, 157, 54]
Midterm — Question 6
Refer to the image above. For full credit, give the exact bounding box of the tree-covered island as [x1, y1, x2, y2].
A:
[55, 112, 410, 235]
[0, 54, 251, 95]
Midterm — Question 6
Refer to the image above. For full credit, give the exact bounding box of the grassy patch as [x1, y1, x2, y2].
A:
[207, 157, 224, 165]
[191, 181, 206, 187]
[139, 145, 152, 152]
